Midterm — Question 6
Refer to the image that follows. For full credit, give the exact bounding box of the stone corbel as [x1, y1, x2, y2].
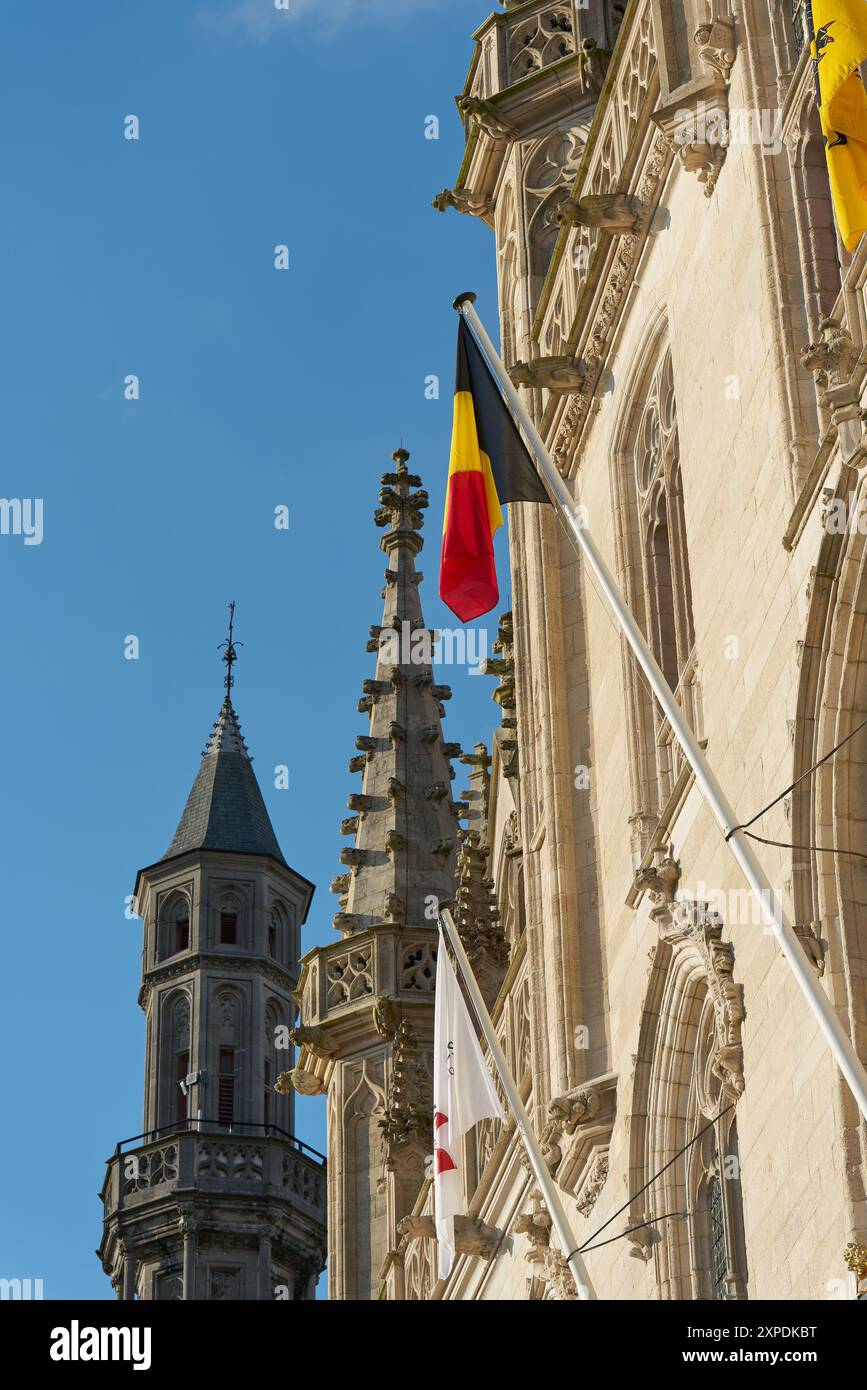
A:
[627, 1215, 659, 1263]
[802, 318, 864, 456]
[385, 829, 405, 857]
[510, 355, 585, 393]
[694, 18, 736, 82]
[801, 318, 857, 393]
[332, 911, 365, 932]
[632, 849, 681, 906]
[339, 846, 373, 871]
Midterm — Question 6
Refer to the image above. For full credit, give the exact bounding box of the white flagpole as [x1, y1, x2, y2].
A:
[454, 291, 867, 1125]
[438, 907, 596, 1300]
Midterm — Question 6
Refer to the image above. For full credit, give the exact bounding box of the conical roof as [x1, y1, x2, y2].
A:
[162, 696, 285, 864]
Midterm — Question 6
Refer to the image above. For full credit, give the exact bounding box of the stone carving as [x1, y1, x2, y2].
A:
[431, 187, 494, 220]
[373, 994, 398, 1040]
[556, 192, 643, 235]
[380, 1021, 432, 1153]
[456, 830, 509, 980]
[801, 318, 857, 393]
[551, 129, 671, 468]
[540, 1089, 598, 1170]
[510, 355, 585, 392]
[693, 18, 736, 81]
[633, 850, 681, 905]
[575, 1152, 609, 1216]
[288, 1025, 335, 1060]
[672, 117, 728, 197]
[656, 897, 746, 1098]
[457, 94, 516, 140]
[124, 1144, 178, 1194]
[278, 1066, 323, 1097]
[325, 945, 373, 1008]
[282, 1155, 325, 1208]
[516, 1190, 579, 1299]
[196, 1143, 263, 1182]
[627, 1215, 659, 1262]
[507, 4, 575, 84]
[482, 612, 519, 779]
[401, 941, 437, 992]
[398, 1213, 436, 1242]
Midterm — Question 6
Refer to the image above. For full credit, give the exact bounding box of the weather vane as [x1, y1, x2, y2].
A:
[218, 601, 243, 698]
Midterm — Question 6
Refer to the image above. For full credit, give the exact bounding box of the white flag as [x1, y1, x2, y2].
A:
[433, 928, 505, 1280]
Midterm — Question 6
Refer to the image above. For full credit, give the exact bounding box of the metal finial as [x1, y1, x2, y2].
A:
[218, 601, 243, 699]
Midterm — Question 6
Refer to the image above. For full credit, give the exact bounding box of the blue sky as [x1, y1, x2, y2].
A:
[0, 0, 512, 1298]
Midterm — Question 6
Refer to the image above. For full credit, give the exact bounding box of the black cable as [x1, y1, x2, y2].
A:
[725, 713, 867, 841]
[577, 1210, 688, 1255]
[742, 829, 867, 864]
[577, 1102, 734, 1252]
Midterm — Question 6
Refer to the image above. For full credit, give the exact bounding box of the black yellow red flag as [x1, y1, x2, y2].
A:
[439, 319, 549, 622]
[810, 1, 867, 251]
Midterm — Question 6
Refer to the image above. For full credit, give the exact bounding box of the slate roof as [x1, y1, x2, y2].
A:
[162, 697, 286, 865]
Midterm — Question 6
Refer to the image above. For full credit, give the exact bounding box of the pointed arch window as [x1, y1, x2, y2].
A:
[616, 338, 702, 844]
[635, 350, 694, 699]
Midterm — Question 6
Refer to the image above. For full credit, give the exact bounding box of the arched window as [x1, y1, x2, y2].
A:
[635, 349, 694, 701]
[215, 989, 242, 1129]
[157, 891, 191, 962]
[614, 333, 701, 848]
[157, 989, 191, 1132]
[628, 904, 748, 1299]
[213, 889, 244, 949]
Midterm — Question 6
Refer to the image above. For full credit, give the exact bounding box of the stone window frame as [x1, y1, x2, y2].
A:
[611, 320, 701, 854]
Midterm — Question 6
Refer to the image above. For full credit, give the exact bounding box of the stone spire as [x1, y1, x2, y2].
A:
[290, 448, 464, 1300]
[331, 447, 461, 936]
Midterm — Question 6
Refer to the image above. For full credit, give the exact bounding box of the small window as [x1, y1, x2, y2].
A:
[264, 1058, 272, 1129]
[220, 912, 238, 945]
[218, 1048, 235, 1126]
[268, 923, 276, 958]
[175, 917, 189, 953]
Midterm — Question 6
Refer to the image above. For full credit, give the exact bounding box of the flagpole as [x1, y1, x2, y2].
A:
[438, 907, 596, 1300]
[453, 291, 867, 1125]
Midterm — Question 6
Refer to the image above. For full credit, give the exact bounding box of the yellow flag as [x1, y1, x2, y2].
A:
[811, 1, 867, 250]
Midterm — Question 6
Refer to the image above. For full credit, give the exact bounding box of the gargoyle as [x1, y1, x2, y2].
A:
[556, 193, 642, 235]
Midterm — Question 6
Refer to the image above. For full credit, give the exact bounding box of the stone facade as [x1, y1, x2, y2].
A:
[317, 1, 867, 1300]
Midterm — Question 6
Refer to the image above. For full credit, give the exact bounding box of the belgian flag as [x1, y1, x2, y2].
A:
[439, 318, 549, 622]
[810, 0, 867, 251]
